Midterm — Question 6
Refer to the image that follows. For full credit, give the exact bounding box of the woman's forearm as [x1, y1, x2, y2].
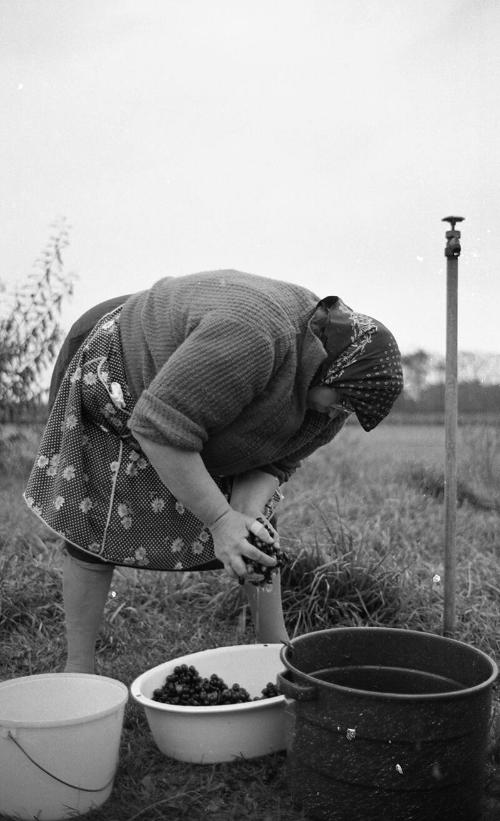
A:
[133, 434, 230, 527]
[230, 469, 280, 518]
[133, 434, 279, 579]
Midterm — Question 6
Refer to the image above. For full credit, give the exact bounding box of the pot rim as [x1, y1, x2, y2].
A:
[279, 626, 499, 702]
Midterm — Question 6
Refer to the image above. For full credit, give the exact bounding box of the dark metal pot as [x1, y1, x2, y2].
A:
[278, 627, 498, 821]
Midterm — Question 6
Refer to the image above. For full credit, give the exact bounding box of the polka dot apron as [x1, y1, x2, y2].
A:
[24, 307, 279, 570]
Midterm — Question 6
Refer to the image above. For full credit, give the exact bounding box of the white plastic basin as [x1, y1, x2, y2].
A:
[130, 643, 287, 763]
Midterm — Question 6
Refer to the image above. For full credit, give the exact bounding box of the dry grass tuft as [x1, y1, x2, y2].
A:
[280, 542, 401, 636]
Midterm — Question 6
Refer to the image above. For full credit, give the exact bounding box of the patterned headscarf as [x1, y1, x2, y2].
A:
[311, 296, 404, 431]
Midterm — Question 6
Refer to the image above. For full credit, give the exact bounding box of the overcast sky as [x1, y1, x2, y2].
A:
[1, 0, 499, 354]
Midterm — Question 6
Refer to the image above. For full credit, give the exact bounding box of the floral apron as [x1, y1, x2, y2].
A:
[24, 307, 279, 570]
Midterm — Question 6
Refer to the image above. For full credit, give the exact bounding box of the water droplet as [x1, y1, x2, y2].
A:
[432, 761, 443, 780]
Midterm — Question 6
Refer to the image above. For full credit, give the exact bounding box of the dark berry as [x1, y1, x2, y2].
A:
[151, 664, 279, 706]
[244, 531, 289, 587]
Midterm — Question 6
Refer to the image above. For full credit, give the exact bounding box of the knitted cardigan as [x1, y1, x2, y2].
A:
[120, 270, 348, 482]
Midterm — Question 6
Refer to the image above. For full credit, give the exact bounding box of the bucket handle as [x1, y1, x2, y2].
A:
[7, 731, 115, 793]
[277, 671, 317, 701]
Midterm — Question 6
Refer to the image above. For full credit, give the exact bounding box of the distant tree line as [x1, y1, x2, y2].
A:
[394, 381, 500, 415]
[395, 350, 500, 417]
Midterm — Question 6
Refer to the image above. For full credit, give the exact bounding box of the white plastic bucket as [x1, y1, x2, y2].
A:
[0, 673, 129, 821]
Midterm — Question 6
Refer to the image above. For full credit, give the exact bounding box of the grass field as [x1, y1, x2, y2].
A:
[1, 422, 499, 820]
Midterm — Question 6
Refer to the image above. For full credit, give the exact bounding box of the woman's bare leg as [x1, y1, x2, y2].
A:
[244, 571, 289, 643]
[62, 552, 114, 673]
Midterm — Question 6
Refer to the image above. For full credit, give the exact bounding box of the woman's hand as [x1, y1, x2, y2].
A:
[209, 509, 278, 579]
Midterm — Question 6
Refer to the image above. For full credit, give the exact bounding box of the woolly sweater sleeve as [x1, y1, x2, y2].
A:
[258, 413, 349, 483]
[127, 315, 277, 449]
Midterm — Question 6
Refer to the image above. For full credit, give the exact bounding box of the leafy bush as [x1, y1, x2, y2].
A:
[0, 218, 76, 413]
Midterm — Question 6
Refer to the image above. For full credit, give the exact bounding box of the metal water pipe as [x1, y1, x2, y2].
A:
[442, 215, 464, 635]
